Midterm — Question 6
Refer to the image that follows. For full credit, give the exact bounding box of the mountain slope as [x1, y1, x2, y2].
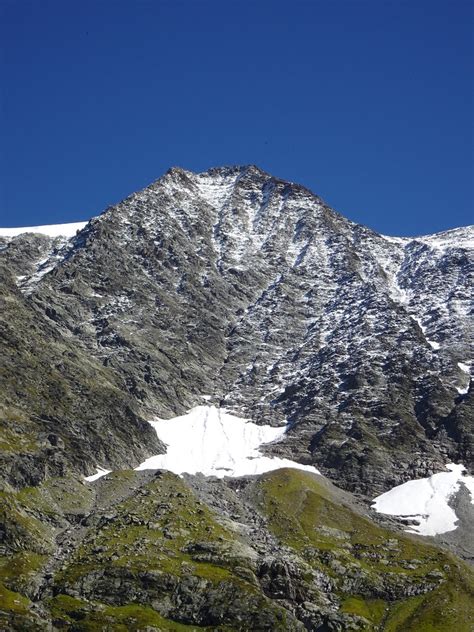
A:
[0, 262, 162, 489]
[3, 165, 470, 494]
[1, 468, 473, 631]
[0, 166, 472, 630]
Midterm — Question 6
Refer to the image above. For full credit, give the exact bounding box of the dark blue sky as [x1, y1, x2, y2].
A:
[1, 0, 472, 235]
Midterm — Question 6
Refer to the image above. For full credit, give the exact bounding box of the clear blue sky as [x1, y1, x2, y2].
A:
[1, 0, 472, 235]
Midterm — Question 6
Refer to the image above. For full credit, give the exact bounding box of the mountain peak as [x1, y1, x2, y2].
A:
[162, 164, 270, 184]
[1, 164, 473, 630]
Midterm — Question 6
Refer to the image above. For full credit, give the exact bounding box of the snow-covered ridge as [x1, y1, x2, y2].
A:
[0, 221, 88, 239]
[372, 464, 474, 536]
[418, 225, 474, 250]
[382, 225, 474, 250]
[0, 220, 90, 293]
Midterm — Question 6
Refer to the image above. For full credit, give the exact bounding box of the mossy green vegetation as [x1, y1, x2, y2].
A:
[0, 582, 30, 613]
[49, 595, 234, 631]
[1, 466, 472, 630]
[0, 404, 38, 453]
[0, 474, 96, 604]
[53, 471, 298, 630]
[382, 565, 474, 631]
[56, 471, 242, 582]
[0, 475, 94, 560]
[0, 492, 55, 555]
[17, 476, 94, 517]
[255, 468, 474, 631]
[0, 552, 46, 593]
[341, 596, 387, 625]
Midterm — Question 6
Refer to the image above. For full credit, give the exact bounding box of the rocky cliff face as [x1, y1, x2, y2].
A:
[0, 262, 162, 490]
[0, 166, 472, 630]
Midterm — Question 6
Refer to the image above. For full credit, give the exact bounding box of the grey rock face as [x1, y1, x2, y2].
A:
[0, 262, 163, 489]
[2, 165, 472, 494]
[1, 170, 473, 631]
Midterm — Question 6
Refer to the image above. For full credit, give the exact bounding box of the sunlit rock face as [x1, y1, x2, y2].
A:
[1, 166, 472, 494]
[1, 167, 473, 632]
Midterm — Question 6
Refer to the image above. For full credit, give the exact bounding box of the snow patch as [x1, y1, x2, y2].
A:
[372, 463, 474, 536]
[456, 362, 472, 394]
[135, 405, 320, 478]
[84, 467, 111, 482]
[381, 226, 474, 251]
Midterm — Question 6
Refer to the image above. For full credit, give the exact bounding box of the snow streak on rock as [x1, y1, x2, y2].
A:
[84, 467, 111, 482]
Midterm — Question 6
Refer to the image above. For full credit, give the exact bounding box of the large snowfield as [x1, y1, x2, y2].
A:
[136, 405, 320, 478]
[86, 405, 319, 482]
[372, 463, 474, 536]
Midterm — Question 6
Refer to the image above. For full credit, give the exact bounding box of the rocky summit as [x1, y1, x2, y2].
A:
[0, 165, 473, 631]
